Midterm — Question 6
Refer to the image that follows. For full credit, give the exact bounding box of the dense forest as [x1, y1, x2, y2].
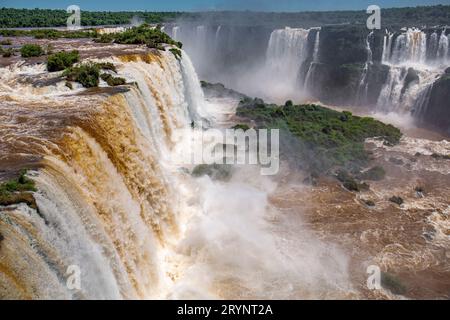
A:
[0, 5, 449, 28]
[0, 8, 180, 28]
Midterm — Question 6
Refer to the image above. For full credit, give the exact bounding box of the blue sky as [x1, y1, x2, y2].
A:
[1, 0, 450, 11]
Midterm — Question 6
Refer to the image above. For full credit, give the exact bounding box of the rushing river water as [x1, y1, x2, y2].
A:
[0, 36, 449, 299]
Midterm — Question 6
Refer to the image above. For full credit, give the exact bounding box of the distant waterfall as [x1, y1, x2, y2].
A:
[304, 29, 321, 91]
[266, 27, 310, 87]
[387, 28, 427, 65]
[437, 30, 449, 64]
[355, 31, 374, 104]
[382, 31, 394, 64]
[376, 28, 446, 113]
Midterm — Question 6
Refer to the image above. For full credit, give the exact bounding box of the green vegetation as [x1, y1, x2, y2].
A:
[96, 62, 117, 73]
[236, 98, 402, 173]
[100, 73, 126, 86]
[47, 50, 80, 72]
[169, 48, 182, 60]
[1, 7, 449, 29]
[1, 47, 14, 57]
[63, 62, 121, 88]
[0, 170, 38, 210]
[192, 164, 233, 181]
[0, 28, 97, 39]
[0, 8, 180, 28]
[64, 63, 100, 88]
[0, 39, 12, 45]
[95, 24, 182, 49]
[20, 44, 44, 58]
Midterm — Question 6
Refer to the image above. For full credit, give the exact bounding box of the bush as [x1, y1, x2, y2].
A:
[96, 62, 117, 72]
[2, 48, 13, 57]
[100, 73, 126, 86]
[20, 44, 44, 57]
[96, 24, 182, 49]
[63, 63, 100, 88]
[0, 39, 12, 45]
[47, 50, 79, 72]
[169, 48, 182, 60]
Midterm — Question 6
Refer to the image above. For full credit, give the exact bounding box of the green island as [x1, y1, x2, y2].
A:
[236, 98, 402, 186]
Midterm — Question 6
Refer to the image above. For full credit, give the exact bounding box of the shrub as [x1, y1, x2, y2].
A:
[20, 44, 44, 57]
[100, 73, 126, 86]
[0, 39, 12, 45]
[47, 50, 79, 72]
[96, 62, 117, 72]
[169, 48, 182, 60]
[2, 48, 13, 57]
[63, 63, 100, 88]
[96, 24, 182, 50]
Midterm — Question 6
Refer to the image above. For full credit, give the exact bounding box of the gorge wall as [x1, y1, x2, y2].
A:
[167, 23, 450, 134]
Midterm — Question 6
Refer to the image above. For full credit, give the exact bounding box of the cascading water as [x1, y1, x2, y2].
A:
[0, 46, 353, 299]
[376, 28, 446, 114]
[304, 29, 321, 92]
[265, 27, 310, 93]
[355, 31, 374, 105]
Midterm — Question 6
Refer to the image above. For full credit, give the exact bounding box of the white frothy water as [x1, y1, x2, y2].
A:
[0, 48, 353, 299]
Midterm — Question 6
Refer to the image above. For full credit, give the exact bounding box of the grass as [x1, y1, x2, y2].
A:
[236, 98, 402, 174]
[20, 44, 44, 58]
[47, 50, 79, 72]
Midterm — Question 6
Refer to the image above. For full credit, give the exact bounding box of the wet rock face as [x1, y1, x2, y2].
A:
[419, 77, 450, 134]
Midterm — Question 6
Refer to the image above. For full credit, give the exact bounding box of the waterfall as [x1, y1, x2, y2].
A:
[382, 31, 394, 64]
[377, 27, 444, 115]
[304, 29, 321, 91]
[437, 30, 449, 65]
[388, 28, 427, 65]
[266, 27, 310, 86]
[355, 32, 374, 105]
[0, 50, 207, 299]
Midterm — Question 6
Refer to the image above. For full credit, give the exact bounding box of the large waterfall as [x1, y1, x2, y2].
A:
[376, 28, 448, 114]
[0, 48, 353, 299]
